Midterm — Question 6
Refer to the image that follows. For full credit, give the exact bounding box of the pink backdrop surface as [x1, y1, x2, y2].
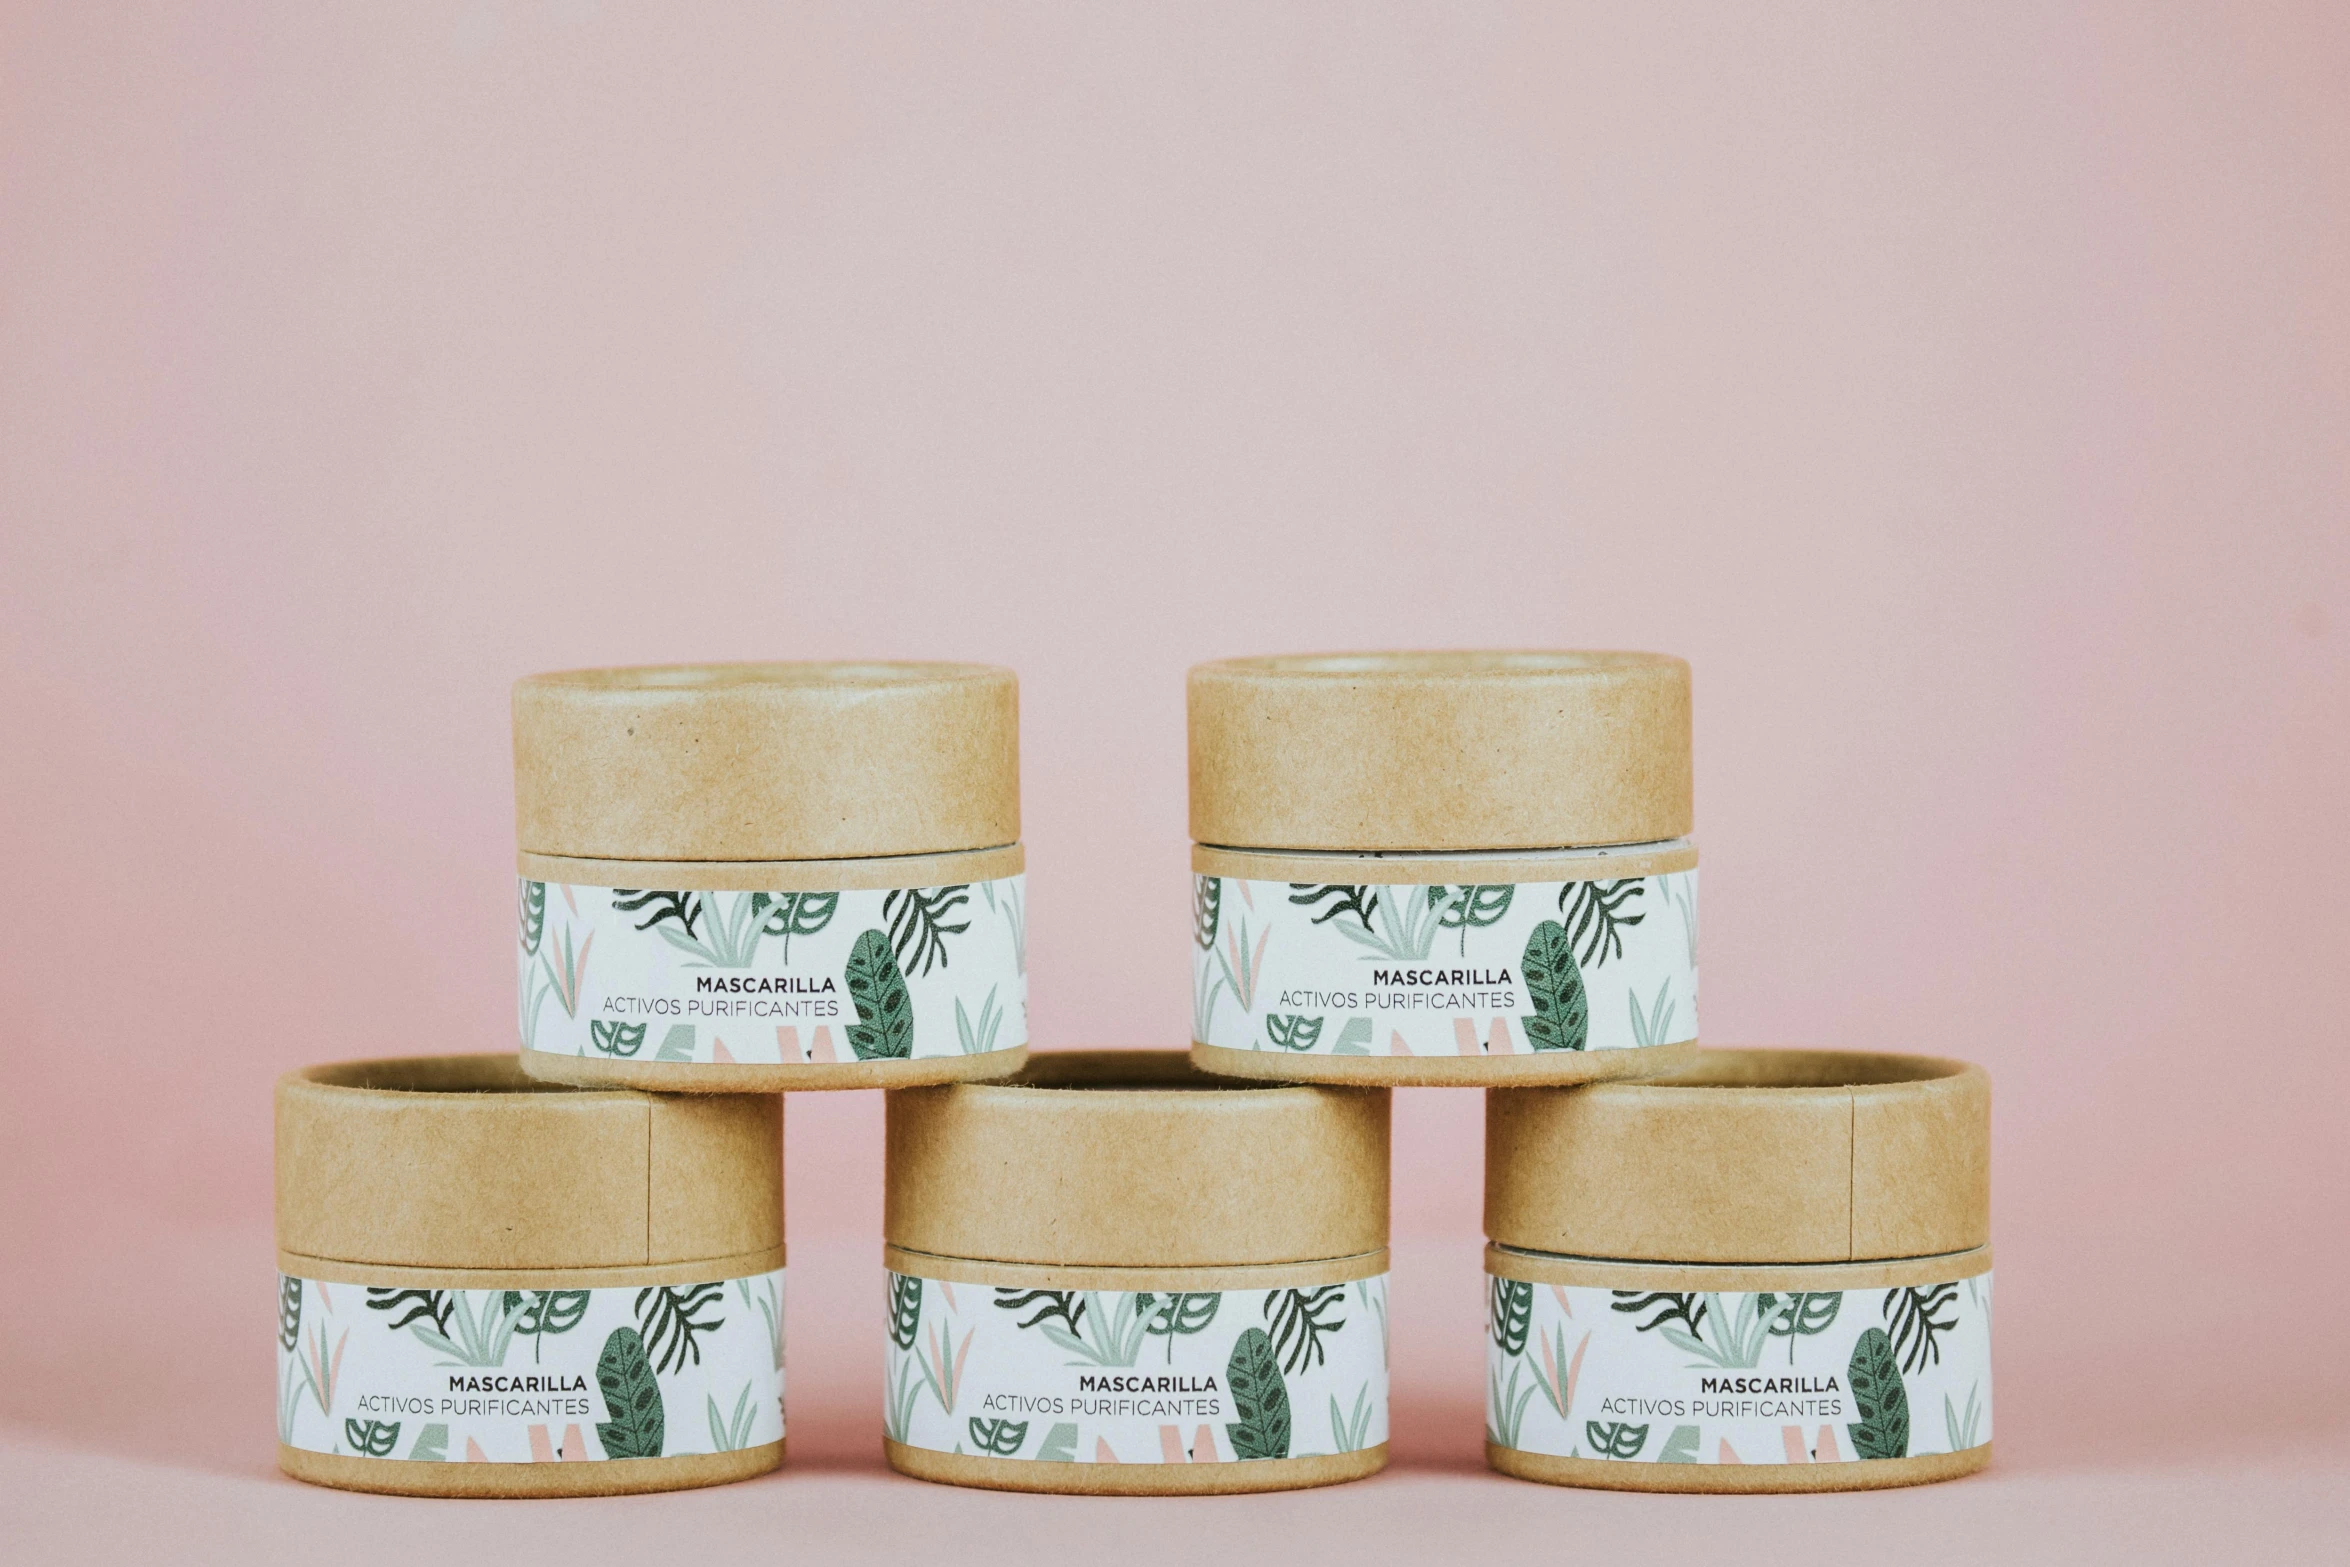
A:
[3, 3, 2345, 1560]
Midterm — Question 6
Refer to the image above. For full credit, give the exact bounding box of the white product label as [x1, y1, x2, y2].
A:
[1484, 1268, 1992, 1466]
[1192, 868, 1696, 1058]
[883, 1272, 1389, 1465]
[275, 1271, 786, 1464]
[519, 876, 1027, 1065]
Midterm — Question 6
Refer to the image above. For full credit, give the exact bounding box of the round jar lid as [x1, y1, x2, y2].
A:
[1486, 1049, 1989, 1265]
[514, 662, 1019, 861]
[885, 1050, 1388, 1267]
[275, 1055, 782, 1270]
[1188, 651, 1692, 852]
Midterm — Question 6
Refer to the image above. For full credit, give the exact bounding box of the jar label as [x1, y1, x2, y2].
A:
[275, 1270, 786, 1464]
[882, 1271, 1390, 1465]
[1192, 870, 1697, 1058]
[520, 876, 1028, 1065]
[1484, 1267, 1993, 1466]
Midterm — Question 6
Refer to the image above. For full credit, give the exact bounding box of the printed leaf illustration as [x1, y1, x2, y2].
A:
[506, 1290, 590, 1338]
[758, 890, 838, 958]
[1611, 1291, 1706, 1335]
[1330, 1382, 1377, 1452]
[888, 1274, 924, 1351]
[1585, 1420, 1650, 1460]
[954, 988, 1004, 1055]
[1265, 1014, 1324, 1052]
[1847, 1327, 1911, 1460]
[611, 889, 703, 937]
[1488, 1358, 1538, 1449]
[1945, 1382, 1985, 1452]
[365, 1288, 453, 1337]
[708, 1383, 759, 1452]
[278, 1275, 303, 1352]
[1139, 1292, 1222, 1360]
[994, 1289, 1085, 1334]
[968, 1418, 1029, 1457]
[1431, 884, 1515, 953]
[1225, 1328, 1291, 1460]
[1657, 1424, 1702, 1464]
[1193, 876, 1222, 949]
[1883, 1284, 1959, 1373]
[1036, 1421, 1080, 1462]
[844, 930, 914, 1060]
[653, 1024, 696, 1062]
[1331, 1017, 1374, 1055]
[634, 1283, 726, 1374]
[1520, 920, 1589, 1052]
[518, 879, 547, 956]
[589, 1020, 647, 1057]
[1557, 879, 1647, 968]
[345, 1419, 400, 1458]
[883, 886, 971, 976]
[1488, 1278, 1534, 1356]
[1760, 1291, 1842, 1359]
[1286, 883, 1380, 930]
[595, 1327, 665, 1459]
[1263, 1286, 1347, 1374]
[407, 1423, 448, 1462]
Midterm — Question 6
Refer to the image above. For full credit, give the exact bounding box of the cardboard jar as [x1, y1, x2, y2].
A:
[1188, 651, 1698, 1087]
[275, 1056, 786, 1497]
[881, 1051, 1391, 1494]
[1483, 1049, 1992, 1492]
[513, 662, 1028, 1091]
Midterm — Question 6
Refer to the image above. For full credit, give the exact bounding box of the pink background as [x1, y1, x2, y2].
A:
[3, 3, 2344, 1559]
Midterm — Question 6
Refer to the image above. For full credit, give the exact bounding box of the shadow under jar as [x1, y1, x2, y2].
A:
[1187, 650, 1700, 1087]
[1484, 1049, 1993, 1492]
[274, 1056, 785, 1496]
[882, 1051, 1392, 1494]
[513, 661, 1029, 1091]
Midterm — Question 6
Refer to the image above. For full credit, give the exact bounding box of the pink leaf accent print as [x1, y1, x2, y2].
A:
[811, 1026, 839, 1064]
[775, 1026, 801, 1062]
[1782, 1426, 1811, 1463]
[1718, 1439, 1743, 1463]
[1813, 1426, 1842, 1463]
[529, 1426, 557, 1462]
[560, 884, 578, 914]
[466, 1438, 490, 1462]
[1485, 1018, 1515, 1054]
[314, 1282, 334, 1311]
[1159, 1426, 1188, 1463]
[1095, 1438, 1119, 1463]
[711, 1035, 737, 1064]
[938, 1282, 959, 1312]
[562, 1424, 589, 1461]
[1193, 1425, 1219, 1463]
[1453, 1018, 1480, 1055]
[1549, 1284, 1573, 1319]
[1388, 1029, 1411, 1056]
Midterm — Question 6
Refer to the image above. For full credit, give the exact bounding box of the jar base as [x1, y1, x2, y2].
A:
[1486, 1441, 1989, 1493]
[516, 1046, 1029, 1093]
[278, 1439, 783, 1498]
[884, 1439, 1388, 1495]
[1190, 1039, 1698, 1088]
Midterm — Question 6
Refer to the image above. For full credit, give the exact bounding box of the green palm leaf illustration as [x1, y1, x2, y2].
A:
[518, 879, 547, 956]
[1488, 1278, 1533, 1355]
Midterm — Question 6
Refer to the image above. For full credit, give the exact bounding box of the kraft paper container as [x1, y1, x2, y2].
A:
[1483, 1049, 1992, 1493]
[275, 1056, 786, 1497]
[513, 662, 1029, 1092]
[1188, 651, 1699, 1088]
[882, 1050, 1392, 1494]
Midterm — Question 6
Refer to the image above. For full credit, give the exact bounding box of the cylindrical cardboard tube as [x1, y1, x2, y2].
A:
[1188, 651, 1691, 852]
[274, 1056, 785, 1497]
[1187, 652, 1697, 1089]
[881, 1050, 1392, 1494]
[1481, 1049, 1993, 1493]
[512, 663, 1029, 1092]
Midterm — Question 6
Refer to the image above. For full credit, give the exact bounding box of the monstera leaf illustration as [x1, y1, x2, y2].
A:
[845, 930, 914, 1059]
[1225, 1328, 1291, 1460]
[967, 1418, 1028, 1457]
[344, 1420, 400, 1458]
[518, 879, 547, 956]
[887, 1274, 923, 1351]
[1520, 920, 1589, 1051]
[595, 1327, 665, 1460]
[278, 1275, 303, 1352]
[1585, 1421, 1650, 1460]
[589, 1020, 647, 1057]
[1193, 876, 1222, 949]
[1847, 1327, 1911, 1460]
[1488, 1278, 1533, 1355]
[506, 1290, 590, 1338]
[1265, 1015, 1324, 1052]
